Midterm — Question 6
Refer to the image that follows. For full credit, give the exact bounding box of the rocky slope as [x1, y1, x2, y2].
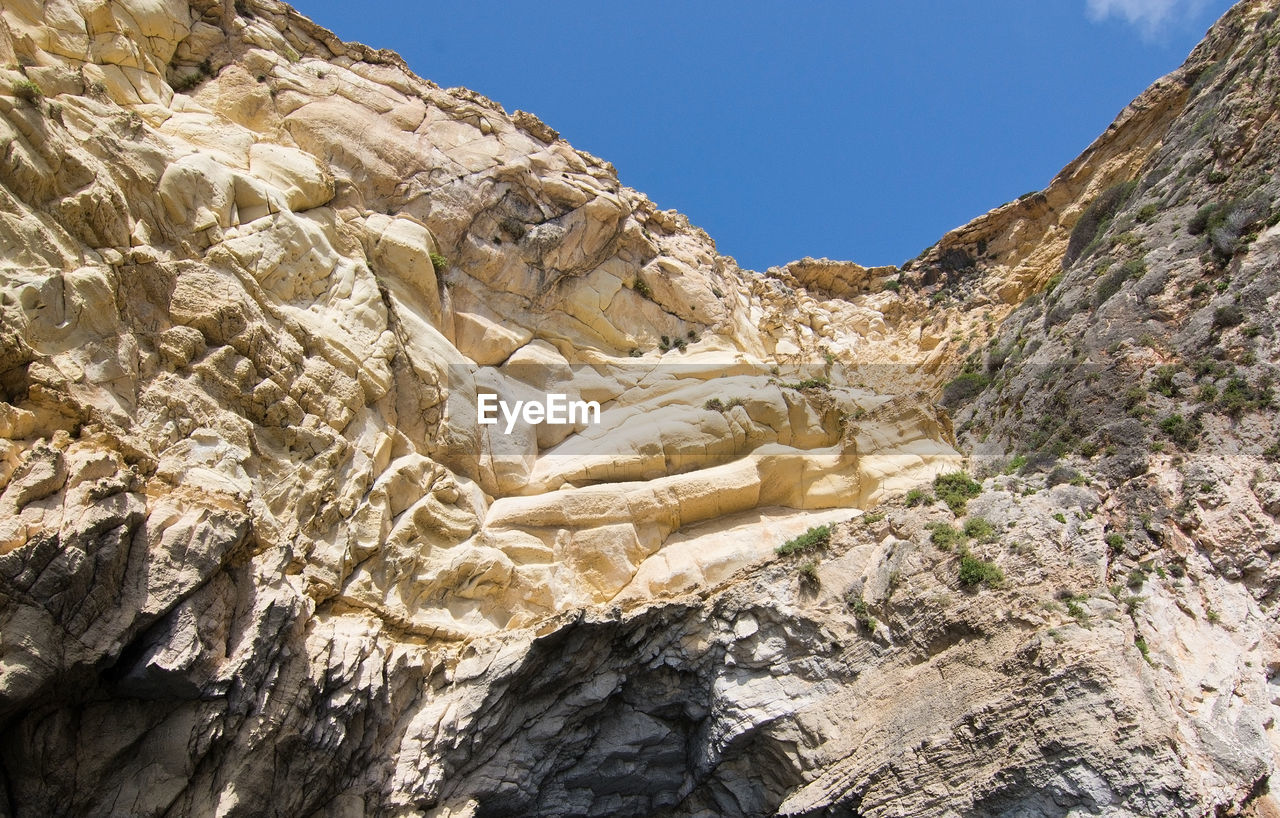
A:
[1, 0, 1279, 816]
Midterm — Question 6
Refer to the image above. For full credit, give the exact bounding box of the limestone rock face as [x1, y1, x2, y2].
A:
[1, 0, 1279, 815]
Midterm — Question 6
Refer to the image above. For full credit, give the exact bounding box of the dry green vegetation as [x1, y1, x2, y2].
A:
[1064, 180, 1136, 268]
[783, 377, 831, 391]
[905, 488, 933, 507]
[798, 560, 821, 587]
[12, 79, 41, 104]
[777, 524, 833, 557]
[933, 471, 982, 514]
[927, 522, 965, 551]
[958, 554, 1005, 588]
[704, 397, 746, 412]
[963, 516, 996, 541]
[847, 594, 878, 631]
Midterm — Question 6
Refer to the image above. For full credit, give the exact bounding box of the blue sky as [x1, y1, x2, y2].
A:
[288, 0, 1237, 271]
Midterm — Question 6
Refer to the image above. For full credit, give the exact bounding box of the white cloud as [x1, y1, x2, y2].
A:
[1086, 0, 1209, 36]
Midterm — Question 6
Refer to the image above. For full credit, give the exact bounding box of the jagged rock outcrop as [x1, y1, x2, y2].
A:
[1, 0, 1279, 816]
[0, 0, 957, 644]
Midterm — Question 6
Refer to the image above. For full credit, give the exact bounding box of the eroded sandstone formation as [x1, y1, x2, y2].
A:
[1, 0, 1279, 815]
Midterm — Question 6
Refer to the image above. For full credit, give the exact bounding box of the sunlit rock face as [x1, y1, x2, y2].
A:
[2, 0, 1280, 815]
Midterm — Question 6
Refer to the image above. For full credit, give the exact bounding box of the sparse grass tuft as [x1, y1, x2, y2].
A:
[429, 252, 450, 274]
[705, 396, 744, 412]
[1066, 597, 1089, 624]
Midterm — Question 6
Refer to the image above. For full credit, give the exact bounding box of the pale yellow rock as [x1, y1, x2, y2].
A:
[619, 506, 858, 599]
[0, 0, 966, 683]
[453, 310, 531, 367]
[369, 214, 442, 325]
[248, 142, 334, 212]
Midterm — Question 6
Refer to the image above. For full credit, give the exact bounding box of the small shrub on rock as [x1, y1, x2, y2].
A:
[1159, 413, 1202, 448]
[1149, 365, 1179, 397]
[963, 516, 996, 542]
[777, 524, 832, 557]
[928, 522, 966, 551]
[934, 471, 982, 514]
[905, 488, 932, 507]
[1094, 258, 1145, 307]
[941, 371, 991, 408]
[958, 554, 1005, 588]
[1217, 377, 1257, 417]
[1212, 303, 1244, 330]
[1047, 465, 1082, 487]
[1064, 180, 1135, 268]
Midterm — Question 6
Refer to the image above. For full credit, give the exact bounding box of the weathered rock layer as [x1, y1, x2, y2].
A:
[1, 0, 1279, 816]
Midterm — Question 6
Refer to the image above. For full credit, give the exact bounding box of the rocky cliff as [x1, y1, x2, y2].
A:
[1, 0, 1279, 816]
